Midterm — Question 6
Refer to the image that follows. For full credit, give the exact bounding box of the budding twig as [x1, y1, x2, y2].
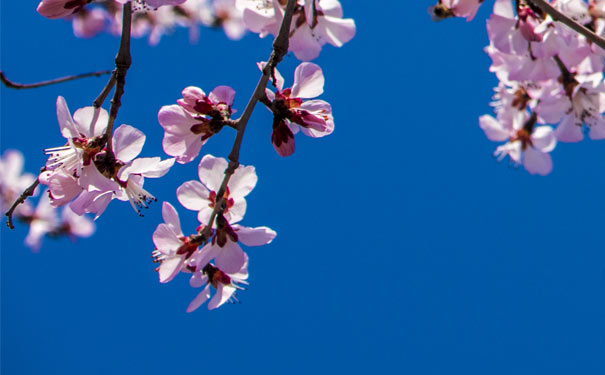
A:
[0, 70, 111, 90]
[5, 168, 44, 229]
[199, 0, 297, 241]
[105, 2, 133, 157]
[528, 0, 605, 50]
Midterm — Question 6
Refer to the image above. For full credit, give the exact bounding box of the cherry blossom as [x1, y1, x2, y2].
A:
[41, 96, 108, 179]
[190, 221, 276, 274]
[0, 150, 36, 214]
[186, 258, 249, 312]
[261, 61, 333, 156]
[200, 0, 246, 40]
[69, 124, 175, 217]
[24, 192, 58, 251]
[152, 202, 202, 283]
[238, 0, 355, 60]
[158, 86, 236, 164]
[479, 112, 557, 175]
[176, 154, 256, 224]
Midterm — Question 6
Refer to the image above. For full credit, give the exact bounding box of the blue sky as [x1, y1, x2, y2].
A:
[1, 1, 604, 374]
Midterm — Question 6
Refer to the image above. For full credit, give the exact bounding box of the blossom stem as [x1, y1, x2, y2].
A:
[528, 0, 605, 50]
[105, 2, 133, 157]
[0, 70, 111, 90]
[198, 0, 297, 241]
[5, 167, 44, 229]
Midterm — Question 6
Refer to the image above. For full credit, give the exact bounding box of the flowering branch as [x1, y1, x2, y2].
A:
[196, 0, 297, 242]
[528, 0, 605, 50]
[5, 168, 44, 229]
[105, 2, 133, 157]
[0, 70, 111, 90]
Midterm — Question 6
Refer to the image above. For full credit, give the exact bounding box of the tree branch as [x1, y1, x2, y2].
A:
[105, 2, 133, 157]
[197, 0, 297, 242]
[5, 169, 43, 229]
[528, 0, 605, 50]
[0, 70, 111, 90]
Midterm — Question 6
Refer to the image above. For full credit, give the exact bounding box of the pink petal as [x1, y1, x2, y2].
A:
[208, 283, 236, 310]
[187, 284, 211, 312]
[159, 256, 185, 283]
[73, 106, 109, 137]
[235, 225, 277, 246]
[209, 86, 236, 106]
[161, 201, 182, 235]
[215, 240, 246, 274]
[112, 124, 146, 162]
[176, 180, 210, 211]
[56, 96, 79, 139]
[229, 164, 257, 198]
[198, 154, 228, 192]
[479, 115, 510, 142]
[523, 148, 553, 175]
[291, 63, 324, 98]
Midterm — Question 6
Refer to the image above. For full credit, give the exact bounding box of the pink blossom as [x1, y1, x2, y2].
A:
[24, 192, 58, 251]
[176, 154, 256, 225]
[262, 61, 334, 156]
[70, 125, 175, 217]
[158, 86, 236, 164]
[152, 202, 201, 283]
[479, 112, 557, 175]
[238, 0, 355, 60]
[186, 257, 249, 312]
[201, 0, 246, 40]
[0, 150, 36, 214]
[190, 222, 276, 274]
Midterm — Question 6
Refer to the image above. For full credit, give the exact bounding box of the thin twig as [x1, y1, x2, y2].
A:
[528, 0, 605, 50]
[198, 0, 297, 241]
[0, 70, 111, 90]
[93, 73, 117, 109]
[5, 169, 44, 229]
[105, 2, 133, 157]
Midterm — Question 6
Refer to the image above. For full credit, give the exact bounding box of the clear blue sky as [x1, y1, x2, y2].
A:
[1, 1, 604, 374]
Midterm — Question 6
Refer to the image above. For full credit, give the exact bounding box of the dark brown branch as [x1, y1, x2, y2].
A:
[0, 70, 111, 90]
[105, 2, 133, 156]
[5, 169, 44, 229]
[198, 0, 297, 242]
[528, 0, 605, 50]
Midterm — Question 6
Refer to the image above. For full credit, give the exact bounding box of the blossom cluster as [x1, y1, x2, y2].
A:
[3, 0, 355, 312]
[40, 96, 174, 217]
[0, 150, 95, 251]
[152, 155, 276, 311]
[36, 0, 356, 57]
[431, 0, 605, 175]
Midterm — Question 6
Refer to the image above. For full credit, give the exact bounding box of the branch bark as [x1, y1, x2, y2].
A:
[528, 0, 605, 50]
[0, 70, 111, 90]
[197, 0, 297, 242]
[105, 2, 133, 157]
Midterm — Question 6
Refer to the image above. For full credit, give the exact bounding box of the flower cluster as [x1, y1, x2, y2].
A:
[36, 0, 356, 56]
[152, 155, 276, 311]
[0, 150, 95, 251]
[432, 0, 605, 175]
[238, 0, 356, 60]
[40, 96, 174, 217]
